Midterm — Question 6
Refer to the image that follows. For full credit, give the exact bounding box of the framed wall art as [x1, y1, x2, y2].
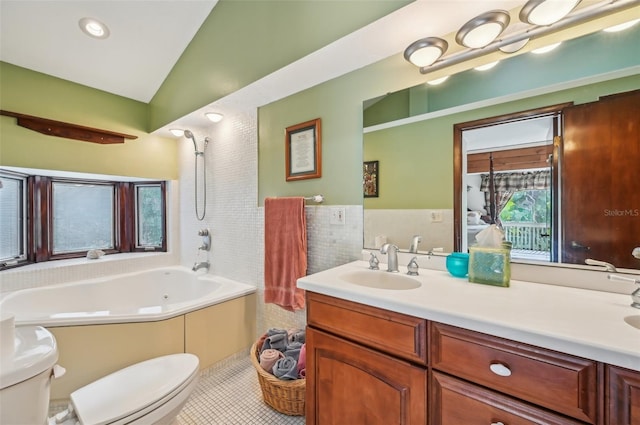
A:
[285, 118, 321, 181]
[363, 160, 378, 198]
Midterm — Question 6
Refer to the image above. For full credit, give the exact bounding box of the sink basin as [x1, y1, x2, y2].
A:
[339, 270, 421, 290]
[624, 315, 640, 330]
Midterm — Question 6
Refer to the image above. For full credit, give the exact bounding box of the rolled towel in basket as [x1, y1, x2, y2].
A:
[267, 328, 288, 337]
[288, 329, 306, 344]
[272, 356, 299, 380]
[259, 349, 284, 373]
[284, 341, 303, 361]
[262, 333, 288, 352]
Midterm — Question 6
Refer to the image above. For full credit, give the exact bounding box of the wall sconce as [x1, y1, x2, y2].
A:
[519, 0, 582, 26]
[403, 37, 448, 67]
[455, 10, 510, 48]
[205, 112, 224, 122]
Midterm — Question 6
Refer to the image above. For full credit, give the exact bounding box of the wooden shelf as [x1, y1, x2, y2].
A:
[0, 110, 138, 144]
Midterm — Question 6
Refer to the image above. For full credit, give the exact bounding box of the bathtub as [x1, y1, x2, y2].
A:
[1, 266, 255, 327]
[0, 267, 257, 401]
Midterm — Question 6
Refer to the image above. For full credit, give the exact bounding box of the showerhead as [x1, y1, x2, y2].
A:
[183, 129, 198, 152]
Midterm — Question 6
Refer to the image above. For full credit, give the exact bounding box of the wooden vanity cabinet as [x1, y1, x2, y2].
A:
[305, 292, 427, 424]
[430, 322, 600, 424]
[607, 365, 640, 425]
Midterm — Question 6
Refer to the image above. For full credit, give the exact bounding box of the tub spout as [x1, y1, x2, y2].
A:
[192, 261, 209, 272]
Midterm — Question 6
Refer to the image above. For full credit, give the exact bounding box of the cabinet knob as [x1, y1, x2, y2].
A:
[489, 362, 512, 377]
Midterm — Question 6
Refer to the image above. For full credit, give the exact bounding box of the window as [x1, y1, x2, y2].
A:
[52, 182, 115, 254]
[0, 169, 166, 269]
[135, 184, 165, 249]
[0, 172, 27, 265]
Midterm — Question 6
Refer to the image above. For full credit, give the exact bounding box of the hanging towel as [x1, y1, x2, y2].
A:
[264, 197, 307, 311]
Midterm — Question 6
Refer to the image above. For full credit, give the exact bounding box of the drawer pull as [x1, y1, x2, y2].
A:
[489, 362, 511, 377]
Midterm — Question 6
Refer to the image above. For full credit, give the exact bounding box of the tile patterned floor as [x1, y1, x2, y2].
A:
[177, 353, 306, 425]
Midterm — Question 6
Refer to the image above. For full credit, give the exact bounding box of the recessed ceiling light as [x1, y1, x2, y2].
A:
[427, 76, 450, 86]
[531, 42, 561, 54]
[474, 61, 499, 71]
[205, 112, 224, 123]
[169, 129, 184, 137]
[604, 19, 640, 33]
[79, 17, 110, 40]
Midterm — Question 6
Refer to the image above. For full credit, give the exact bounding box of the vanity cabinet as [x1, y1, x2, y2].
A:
[430, 322, 599, 424]
[305, 292, 427, 424]
[305, 291, 635, 425]
[607, 365, 640, 425]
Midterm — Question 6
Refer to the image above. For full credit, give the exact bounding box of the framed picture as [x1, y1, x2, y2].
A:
[285, 118, 322, 181]
[363, 160, 378, 198]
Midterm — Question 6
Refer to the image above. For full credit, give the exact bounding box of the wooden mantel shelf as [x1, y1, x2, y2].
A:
[0, 110, 138, 144]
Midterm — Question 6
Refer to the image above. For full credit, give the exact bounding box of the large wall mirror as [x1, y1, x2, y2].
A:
[362, 22, 640, 271]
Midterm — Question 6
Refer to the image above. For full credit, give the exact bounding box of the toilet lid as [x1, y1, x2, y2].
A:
[71, 353, 199, 425]
[0, 326, 58, 389]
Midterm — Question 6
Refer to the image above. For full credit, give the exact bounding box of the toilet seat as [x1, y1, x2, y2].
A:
[70, 353, 199, 425]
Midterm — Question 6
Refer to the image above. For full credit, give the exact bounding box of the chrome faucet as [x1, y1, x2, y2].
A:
[409, 235, 422, 253]
[585, 258, 617, 272]
[380, 243, 399, 273]
[192, 261, 210, 272]
[608, 274, 640, 309]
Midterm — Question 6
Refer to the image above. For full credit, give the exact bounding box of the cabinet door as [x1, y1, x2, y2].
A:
[306, 327, 427, 425]
[430, 371, 584, 425]
[607, 365, 640, 425]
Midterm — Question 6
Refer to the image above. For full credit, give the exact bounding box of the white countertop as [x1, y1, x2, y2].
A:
[298, 260, 640, 371]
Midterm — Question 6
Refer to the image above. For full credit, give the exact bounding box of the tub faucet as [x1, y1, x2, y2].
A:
[409, 235, 422, 253]
[192, 261, 210, 272]
[380, 243, 399, 273]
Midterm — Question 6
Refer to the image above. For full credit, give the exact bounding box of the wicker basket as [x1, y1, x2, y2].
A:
[250, 335, 305, 416]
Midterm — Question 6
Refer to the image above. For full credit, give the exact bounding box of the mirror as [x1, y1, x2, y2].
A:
[362, 23, 640, 270]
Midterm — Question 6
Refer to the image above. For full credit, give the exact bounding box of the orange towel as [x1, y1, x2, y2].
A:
[264, 197, 307, 311]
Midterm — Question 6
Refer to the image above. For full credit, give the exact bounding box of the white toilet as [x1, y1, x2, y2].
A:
[0, 325, 199, 425]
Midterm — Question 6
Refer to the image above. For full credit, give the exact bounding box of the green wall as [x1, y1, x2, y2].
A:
[149, 0, 411, 131]
[0, 63, 177, 179]
[259, 24, 640, 207]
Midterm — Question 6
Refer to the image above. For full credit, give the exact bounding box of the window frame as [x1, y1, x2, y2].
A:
[0, 170, 30, 268]
[0, 171, 167, 270]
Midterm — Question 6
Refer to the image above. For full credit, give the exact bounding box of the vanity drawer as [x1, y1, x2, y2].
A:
[306, 292, 427, 365]
[431, 371, 584, 425]
[430, 323, 599, 423]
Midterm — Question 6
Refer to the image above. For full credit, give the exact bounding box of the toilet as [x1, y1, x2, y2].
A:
[0, 325, 199, 425]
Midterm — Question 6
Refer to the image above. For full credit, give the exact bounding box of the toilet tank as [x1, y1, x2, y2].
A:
[0, 325, 59, 425]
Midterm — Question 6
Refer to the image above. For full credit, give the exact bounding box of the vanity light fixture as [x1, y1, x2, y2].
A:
[403, 37, 448, 67]
[499, 38, 530, 53]
[603, 18, 640, 32]
[455, 10, 510, 49]
[519, 0, 581, 26]
[531, 42, 561, 54]
[427, 76, 450, 86]
[169, 129, 184, 137]
[205, 112, 224, 123]
[474, 61, 499, 71]
[78, 17, 110, 40]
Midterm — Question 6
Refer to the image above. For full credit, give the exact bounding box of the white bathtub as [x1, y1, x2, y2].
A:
[0, 266, 256, 327]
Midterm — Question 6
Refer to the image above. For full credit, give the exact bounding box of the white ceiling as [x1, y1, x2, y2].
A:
[0, 0, 218, 103]
[0, 1, 523, 108]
